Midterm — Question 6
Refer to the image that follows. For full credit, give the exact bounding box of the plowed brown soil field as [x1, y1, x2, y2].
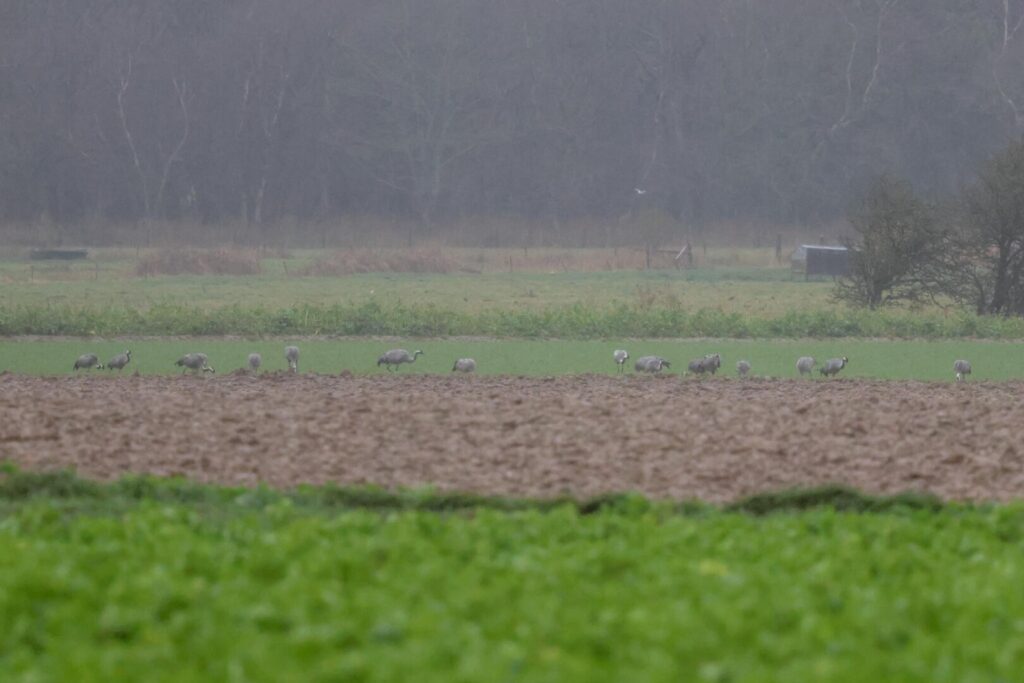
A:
[1, 373, 1022, 502]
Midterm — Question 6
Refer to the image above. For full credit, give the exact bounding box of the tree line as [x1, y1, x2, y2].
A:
[838, 138, 1024, 317]
[2, 0, 1024, 245]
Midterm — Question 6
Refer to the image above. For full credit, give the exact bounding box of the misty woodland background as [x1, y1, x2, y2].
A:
[2, 0, 1024, 246]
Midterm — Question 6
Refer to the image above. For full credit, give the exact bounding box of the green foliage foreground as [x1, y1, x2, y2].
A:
[1, 469, 1022, 681]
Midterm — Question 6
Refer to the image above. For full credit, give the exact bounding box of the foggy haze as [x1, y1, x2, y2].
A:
[1, 0, 1023, 246]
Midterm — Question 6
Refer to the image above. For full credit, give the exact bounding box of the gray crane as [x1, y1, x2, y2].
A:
[688, 353, 721, 375]
[819, 356, 849, 377]
[73, 353, 101, 371]
[248, 353, 262, 374]
[613, 349, 629, 373]
[634, 355, 670, 373]
[378, 349, 423, 371]
[736, 359, 751, 377]
[106, 350, 132, 372]
[176, 353, 214, 375]
[796, 356, 816, 376]
[285, 345, 300, 373]
[954, 359, 971, 382]
[452, 358, 477, 373]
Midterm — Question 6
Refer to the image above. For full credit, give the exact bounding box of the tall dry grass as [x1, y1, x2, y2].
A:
[134, 249, 262, 277]
[0, 214, 847, 251]
[296, 249, 466, 276]
[292, 246, 781, 275]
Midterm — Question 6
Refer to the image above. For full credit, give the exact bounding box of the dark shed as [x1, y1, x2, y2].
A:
[791, 245, 850, 280]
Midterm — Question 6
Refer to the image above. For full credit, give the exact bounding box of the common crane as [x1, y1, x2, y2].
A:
[634, 355, 670, 373]
[688, 353, 721, 375]
[73, 354, 101, 371]
[819, 356, 849, 377]
[954, 359, 971, 382]
[796, 356, 816, 376]
[285, 346, 300, 373]
[452, 358, 476, 373]
[613, 349, 629, 373]
[378, 349, 423, 371]
[175, 353, 214, 375]
[106, 350, 132, 372]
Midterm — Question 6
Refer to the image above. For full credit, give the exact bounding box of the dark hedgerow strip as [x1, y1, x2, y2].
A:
[0, 464, 952, 517]
[2, 301, 1024, 339]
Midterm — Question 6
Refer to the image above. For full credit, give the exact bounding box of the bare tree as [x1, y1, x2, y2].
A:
[329, 0, 501, 243]
[991, 0, 1024, 131]
[116, 55, 192, 223]
[955, 138, 1024, 315]
[835, 175, 939, 308]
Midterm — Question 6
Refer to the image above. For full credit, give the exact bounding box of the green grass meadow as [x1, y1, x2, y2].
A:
[1, 337, 1021, 381]
[0, 250, 820, 316]
[7, 251, 1024, 339]
[6, 275, 1024, 340]
[1, 479, 1022, 682]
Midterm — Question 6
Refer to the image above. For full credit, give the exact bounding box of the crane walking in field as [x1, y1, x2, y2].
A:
[248, 353, 262, 374]
[736, 359, 751, 378]
[73, 354, 101, 371]
[613, 349, 629, 373]
[378, 349, 423, 371]
[819, 356, 849, 377]
[688, 353, 721, 375]
[106, 350, 132, 372]
[452, 358, 476, 373]
[175, 353, 214, 375]
[634, 355, 670, 373]
[954, 359, 972, 382]
[796, 356, 816, 376]
[285, 346, 300, 373]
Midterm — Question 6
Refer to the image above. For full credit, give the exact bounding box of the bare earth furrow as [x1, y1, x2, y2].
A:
[2, 373, 1022, 502]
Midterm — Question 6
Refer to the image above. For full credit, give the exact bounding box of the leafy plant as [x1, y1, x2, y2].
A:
[0, 471, 1021, 682]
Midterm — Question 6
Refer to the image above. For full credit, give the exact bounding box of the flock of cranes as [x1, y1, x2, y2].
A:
[616, 349, 974, 382]
[70, 347, 974, 381]
[71, 348, 436, 374]
[71, 346, 438, 375]
[73, 350, 132, 372]
[619, 349, 849, 378]
[71, 346, 472, 375]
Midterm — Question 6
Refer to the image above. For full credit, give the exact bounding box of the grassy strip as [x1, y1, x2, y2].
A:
[0, 465, 949, 517]
[5, 337, 1024, 379]
[2, 301, 1024, 339]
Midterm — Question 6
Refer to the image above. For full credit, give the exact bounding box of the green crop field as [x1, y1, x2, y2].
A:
[0, 473, 1022, 682]
[1, 261, 828, 315]
[5, 248, 1024, 339]
[1, 338, 1021, 380]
